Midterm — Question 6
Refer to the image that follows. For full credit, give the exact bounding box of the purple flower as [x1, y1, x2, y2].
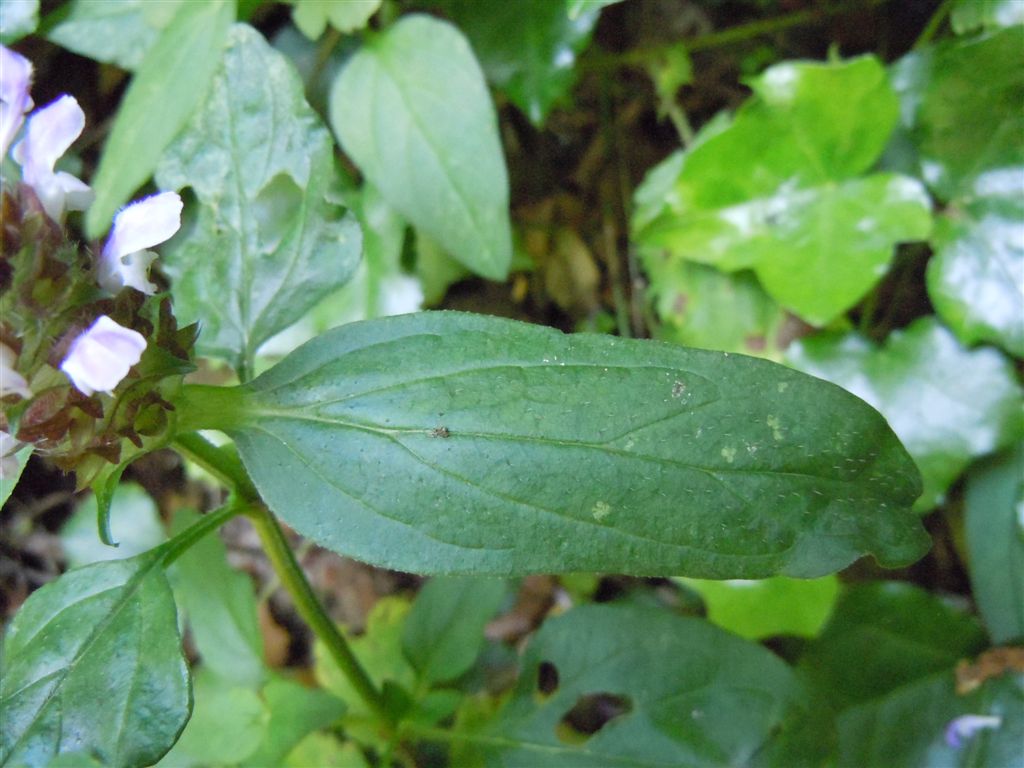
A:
[98, 191, 183, 294]
[945, 714, 1002, 749]
[0, 430, 23, 480]
[0, 45, 33, 159]
[12, 95, 93, 220]
[60, 316, 147, 396]
[0, 343, 30, 399]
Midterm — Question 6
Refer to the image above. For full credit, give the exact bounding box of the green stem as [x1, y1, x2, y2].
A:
[247, 504, 394, 729]
[914, 0, 953, 49]
[161, 501, 244, 566]
[173, 431, 260, 503]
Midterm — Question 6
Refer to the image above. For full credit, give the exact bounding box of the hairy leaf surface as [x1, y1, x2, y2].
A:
[157, 24, 361, 372]
[187, 312, 928, 577]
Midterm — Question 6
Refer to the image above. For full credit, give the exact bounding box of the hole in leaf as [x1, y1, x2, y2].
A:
[537, 661, 559, 696]
[555, 692, 633, 744]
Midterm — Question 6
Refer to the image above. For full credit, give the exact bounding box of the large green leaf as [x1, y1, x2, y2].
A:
[788, 317, 1024, 512]
[457, 604, 802, 766]
[170, 509, 264, 687]
[47, 0, 186, 70]
[891, 28, 1024, 202]
[402, 577, 507, 687]
[182, 311, 928, 578]
[634, 57, 932, 326]
[837, 672, 1023, 768]
[84, 0, 234, 237]
[157, 23, 361, 373]
[0, 551, 189, 768]
[435, 0, 601, 125]
[798, 581, 988, 711]
[964, 444, 1024, 644]
[330, 14, 512, 280]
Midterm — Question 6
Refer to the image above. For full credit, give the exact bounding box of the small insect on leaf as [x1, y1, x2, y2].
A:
[430, 426, 451, 438]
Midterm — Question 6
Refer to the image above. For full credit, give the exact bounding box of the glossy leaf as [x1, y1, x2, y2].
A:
[157, 23, 361, 371]
[789, 317, 1024, 512]
[642, 257, 788, 357]
[156, 670, 267, 767]
[61, 482, 166, 568]
[0, 0, 37, 42]
[330, 14, 513, 279]
[837, 672, 1023, 768]
[185, 311, 929, 578]
[436, 0, 602, 124]
[242, 677, 347, 768]
[291, 0, 380, 38]
[798, 582, 988, 711]
[678, 574, 839, 640]
[461, 604, 802, 765]
[0, 551, 189, 768]
[402, 577, 507, 686]
[951, 0, 1024, 32]
[84, 0, 234, 237]
[891, 29, 1024, 201]
[635, 57, 931, 326]
[170, 509, 264, 687]
[47, 0, 186, 70]
[964, 444, 1024, 644]
[926, 175, 1024, 357]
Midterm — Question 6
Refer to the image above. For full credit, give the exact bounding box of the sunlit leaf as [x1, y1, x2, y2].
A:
[635, 57, 931, 325]
[157, 23, 361, 373]
[0, 552, 188, 768]
[789, 317, 1024, 511]
[290, 0, 380, 38]
[182, 311, 928, 578]
[330, 14, 512, 279]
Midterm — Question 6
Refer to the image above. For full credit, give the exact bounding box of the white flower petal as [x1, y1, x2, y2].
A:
[0, 45, 33, 158]
[98, 249, 157, 295]
[103, 192, 183, 261]
[945, 714, 1002, 749]
[60, 316, 147, 396]
[0, 343, 31, 398]
[0, 430, 23, 480]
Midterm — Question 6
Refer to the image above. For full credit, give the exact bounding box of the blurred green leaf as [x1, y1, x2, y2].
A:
[157, 23, 361, 373]
[837, 672, 1023, 768]
[156, 670, 268, 767]
[567, 0, 624, 19]
[799, 582, 987, 711]
[435, 0, 601, 125]
[47, 0, 186, 70]
[460, 604, 802, 765]
[926, 173, 1024, 357]
[788, 317, 1024, 511]
[330, 14, 512, 279]
[170, 509, 264, 687]
[964, 444, 1024, 644]
[0, 444, 31, 506]
[402, 577, 506, 687]
[678, 575, 840, 640]
[61, 482, 166, 568]
[242, 677, 346, 768]
[85, 0, 234, 238]
[0, 0, 37, 42]
[642, 258, 787, 357]
[0, 551, 189, 768]
[290, 0, 380, 38]
[951, 0, 1024, 35]
[199, 311, 929, 578]
[285, 733, 369, 768]
[635, 57, 931, 326]
[891, 28, 1023, 201]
